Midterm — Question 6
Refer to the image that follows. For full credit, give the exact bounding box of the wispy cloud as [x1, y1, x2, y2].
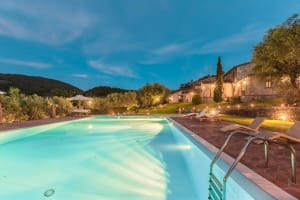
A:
[140, 43, 187, 64]
[142, 24, 266, 63]
[0, 58, 51, 68]
[139, 56, 168, 65]
[154, 43, 186, 55]
[0, 1, 95, 45]
[0, 18, 28, 39]
[88, 60, 137, 78]
[72, 74, 89, 78]
[140, 38, 203, 64]
[83, 35, 145, 56]
[195, 25, 266, 54]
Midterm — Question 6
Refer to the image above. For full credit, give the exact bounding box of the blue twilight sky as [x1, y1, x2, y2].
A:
[0, 1, 299, 90]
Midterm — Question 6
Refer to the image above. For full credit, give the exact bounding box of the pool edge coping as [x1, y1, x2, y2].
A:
[0, 117, 91, 134]
[168, 117, 297, 200]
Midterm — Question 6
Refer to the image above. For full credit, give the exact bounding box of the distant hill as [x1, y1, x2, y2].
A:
[85, 86, 129, 97]
[0, 74, 82, 97]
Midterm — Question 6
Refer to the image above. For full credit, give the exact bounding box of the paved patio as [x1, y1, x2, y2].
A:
[0, 116, 88, 132]
[171, 116, 300, 199]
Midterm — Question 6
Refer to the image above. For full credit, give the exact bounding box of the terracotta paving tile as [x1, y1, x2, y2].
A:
[171, 116, 300, 199]
[0, 116, 88, 132]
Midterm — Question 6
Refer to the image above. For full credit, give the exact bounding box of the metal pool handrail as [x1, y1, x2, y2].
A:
[210, 130, 253, 169]
[209, 130, 296, 200]
[222, 136, 296, 184]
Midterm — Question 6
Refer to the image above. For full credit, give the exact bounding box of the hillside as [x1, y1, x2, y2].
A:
[85, 86, 129, 97]
[0, 74, 82, 97]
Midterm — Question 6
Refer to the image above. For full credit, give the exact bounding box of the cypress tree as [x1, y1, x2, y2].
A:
[213, 56, 223, 102]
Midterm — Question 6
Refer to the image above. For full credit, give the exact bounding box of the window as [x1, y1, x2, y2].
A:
[265, 80, 272, 88]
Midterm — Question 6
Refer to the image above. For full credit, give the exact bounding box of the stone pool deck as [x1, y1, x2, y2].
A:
[171, 116, 300, 199]
[0, 116, 88, 132]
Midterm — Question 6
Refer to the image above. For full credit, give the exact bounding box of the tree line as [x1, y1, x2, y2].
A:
[0, 83, 170, 122]
[0, 88, 73, 122]
[90, 83, 170, 114]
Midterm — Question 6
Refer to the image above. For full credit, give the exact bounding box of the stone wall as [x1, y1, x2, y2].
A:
[223, 107, 300, 121]
[246, 75, 277, 98]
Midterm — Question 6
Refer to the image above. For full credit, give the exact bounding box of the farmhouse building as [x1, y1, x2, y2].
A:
[170, 62, 277, 103]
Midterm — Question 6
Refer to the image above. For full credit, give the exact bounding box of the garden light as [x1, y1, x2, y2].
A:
[279, 115, 287, 120]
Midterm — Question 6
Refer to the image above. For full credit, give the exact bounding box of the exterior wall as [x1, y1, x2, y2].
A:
[200, 83, 214, 102]
[223, 82, 233, 101]
[195, 82, 233, 102]
[232, 78, 248, 97]
[243, 75, 277, 101]
[194, 75, 216, 103]
[183, 92, 193, 102]
[169, 91, 182, 103]
[226, 75, 277, 102]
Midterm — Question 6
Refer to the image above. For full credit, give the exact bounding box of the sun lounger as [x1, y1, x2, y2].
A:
[194, 109, 208, 118]
[183, 112, 198, 117]
[197, 109, 220, 121]
[220, 117, 265, 133]
[256, 121, 300, 143]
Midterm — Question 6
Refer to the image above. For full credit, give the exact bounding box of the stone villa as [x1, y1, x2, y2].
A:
[169, 62, 277, 103]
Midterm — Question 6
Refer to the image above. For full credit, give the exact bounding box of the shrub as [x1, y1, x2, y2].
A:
[23, 94, 49, 120]
[0, 87, 82, 122]
[276, 81, 298, 105]
[192, 94, 202, 105]
[231, 96, 241, 104]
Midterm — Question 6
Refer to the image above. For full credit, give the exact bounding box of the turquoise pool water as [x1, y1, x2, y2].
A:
[0, 116, 275, 200]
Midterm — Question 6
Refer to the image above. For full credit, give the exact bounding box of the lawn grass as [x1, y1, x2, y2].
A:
[137, 99, 294, 132]
[220, 114, 294, 132]
[238, 98, 282, 107]
[138, 102, 192, 114]
[138, 102, 231, 114]
[137, 98, 282, 115]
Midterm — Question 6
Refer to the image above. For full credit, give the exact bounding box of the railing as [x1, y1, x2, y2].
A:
[209, 130, 297, 200]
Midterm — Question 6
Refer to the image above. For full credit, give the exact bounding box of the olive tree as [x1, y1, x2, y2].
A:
[137, 83, 169, 107]
[252, 14, 300, 101]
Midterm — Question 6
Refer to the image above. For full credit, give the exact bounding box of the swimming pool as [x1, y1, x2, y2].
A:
[0, 116, 285, 199]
